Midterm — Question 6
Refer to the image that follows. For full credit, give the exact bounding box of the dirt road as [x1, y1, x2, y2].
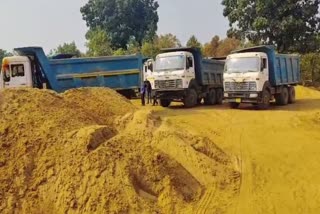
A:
[139, 86, 320, 213]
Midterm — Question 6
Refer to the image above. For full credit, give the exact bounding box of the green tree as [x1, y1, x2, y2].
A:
[113, 48, 127, 56]
[50, 42, 81, 57]
[186, 35, 202, 49]
[0, 49, 12, 66]
[222, 0, 320, 53]
[301, 53, 320, 85]
[81, 0, 159, 49]
[86, 28, 113, 57]
[141, 41, 159, 58]
[126, 37, 141, 54]
[156, 34, 181, 49]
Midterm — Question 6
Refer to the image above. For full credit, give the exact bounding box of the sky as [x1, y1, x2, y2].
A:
[0, 0, 229, 54]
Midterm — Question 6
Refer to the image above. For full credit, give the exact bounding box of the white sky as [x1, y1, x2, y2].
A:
[0, 0, 229, 54]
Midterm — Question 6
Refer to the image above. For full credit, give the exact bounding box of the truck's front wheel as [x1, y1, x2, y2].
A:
[275, 87, 289, 106]
[160, 99, 171, 107]
[184, 89, 197, 108]
[257, 90, 270, 110]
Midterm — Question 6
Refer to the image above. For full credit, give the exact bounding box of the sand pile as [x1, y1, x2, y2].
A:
[0, 88, 239, 214]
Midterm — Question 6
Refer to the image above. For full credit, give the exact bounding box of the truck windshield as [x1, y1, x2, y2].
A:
[225, 57, 260, 73]
[155, 55, 184, 72]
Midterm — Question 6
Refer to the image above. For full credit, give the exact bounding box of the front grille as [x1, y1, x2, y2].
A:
[225, 81, 256, 91]
[155, 79, 182, 89]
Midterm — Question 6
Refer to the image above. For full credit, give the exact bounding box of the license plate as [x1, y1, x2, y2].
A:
[236, 98, 241, 103]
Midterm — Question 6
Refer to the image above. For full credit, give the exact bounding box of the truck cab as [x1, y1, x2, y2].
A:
[154, 51, 195, 91]
[223, 46, 300, 109]
[153, 47, 224, 108]
[1, 56, 33, 89]
[224, 52, 268, 100]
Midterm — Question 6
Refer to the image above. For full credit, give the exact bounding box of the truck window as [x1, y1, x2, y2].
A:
[11, 64, 25, 77]
[262, 58, 267, 69]
[188, 57, 193, 68]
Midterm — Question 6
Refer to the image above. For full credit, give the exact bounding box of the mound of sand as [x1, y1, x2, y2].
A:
[0, 87, 239, 214]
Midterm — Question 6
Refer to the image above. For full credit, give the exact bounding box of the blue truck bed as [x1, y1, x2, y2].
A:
[14, 47, 143, 93]
[233, 46, 300, 86]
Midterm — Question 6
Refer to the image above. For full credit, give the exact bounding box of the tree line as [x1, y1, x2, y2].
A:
[1, 0, 320, 86]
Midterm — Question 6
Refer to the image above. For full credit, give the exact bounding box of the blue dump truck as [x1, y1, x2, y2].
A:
[152, 47, 225, 108]
[223, 45, 301, 109]
[0, 47, 146, 98]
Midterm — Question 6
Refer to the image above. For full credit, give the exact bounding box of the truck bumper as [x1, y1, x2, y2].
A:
[224, 91, 262, 104]
[153, 89, 186, 101]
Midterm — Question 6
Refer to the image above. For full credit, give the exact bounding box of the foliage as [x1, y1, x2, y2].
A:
[203, 36, 220, 57]
[222, 0, 320, 53]
[113, 48, 127, 56]
[140, 34, 181, 58]
[0, 49, 12, 66]
[186, 35, 202, 49]
[81, 0, 159, 49]
[301, 53, 320, 85]
[141, 41, 159, 58]
[86, 28, 113, 57]
[50, 42, 81, 57]
[156, 34, 181, 49]
[202, 35, 240, 57]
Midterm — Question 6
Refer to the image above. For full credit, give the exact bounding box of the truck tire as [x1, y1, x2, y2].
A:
[204, 89, 216, 105]
[230, 102, 240, 109]
[257, 90, 270, 110]
[184, 89, 197, 108]
[160, 99, 171, 107]
[216, 88, 223, 105]
[275, 87, 289, 106]
[288, 87, 296, 104]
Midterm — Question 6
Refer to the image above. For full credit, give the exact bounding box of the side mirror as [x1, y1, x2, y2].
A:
[186, 60, 190, 69]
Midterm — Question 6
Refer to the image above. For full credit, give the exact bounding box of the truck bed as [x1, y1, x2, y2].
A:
[14, 47, 143, 93]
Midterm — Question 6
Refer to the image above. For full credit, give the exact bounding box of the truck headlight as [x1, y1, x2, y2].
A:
[224, 93, 229, 97]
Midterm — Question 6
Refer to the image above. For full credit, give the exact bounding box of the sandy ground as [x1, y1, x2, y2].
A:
[135, 86, 320, 214]
[1, 86, 319, 213]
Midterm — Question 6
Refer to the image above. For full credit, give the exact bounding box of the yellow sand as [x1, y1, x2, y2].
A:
[144, 85, 320, 214]
[0, 87, 238, 214]
[1, 86, 319, 214]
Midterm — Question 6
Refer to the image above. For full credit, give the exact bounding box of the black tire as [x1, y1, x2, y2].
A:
[275, 87, 289, 106]
[230, 102, 240, 109]
[288, 87, 296, 104]
[216, 88, 223, 105]
[184, 89, 197, 108]
[160, 99, 171, 107]
[204, 89, 216, 105]
[257, 90, 270, 110]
